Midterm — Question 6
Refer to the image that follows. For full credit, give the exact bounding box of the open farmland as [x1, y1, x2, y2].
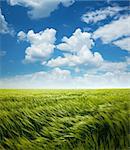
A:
[0, 89, 129, 150]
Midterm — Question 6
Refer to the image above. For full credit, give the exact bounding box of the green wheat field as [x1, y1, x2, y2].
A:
[0, 89, 129, 150]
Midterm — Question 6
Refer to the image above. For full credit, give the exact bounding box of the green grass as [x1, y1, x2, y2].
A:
[0, 89, 129, 150]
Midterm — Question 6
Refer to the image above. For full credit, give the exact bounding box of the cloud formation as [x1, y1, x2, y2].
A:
[17, 31, 26, 41]
[0, 68, 71, 88]
[0, 9, 14, 35]
[0, 50, 6, 57]
[8, 0, 75, 19]
[113, 37, 130, 52]
[6, 3, 130, 88]
[47, 28, 103, 67]
[1, 67, 130, 88]
[18, 28, 56, 63]
[93, 15, 130, 43]
[82, 6, 126, 24]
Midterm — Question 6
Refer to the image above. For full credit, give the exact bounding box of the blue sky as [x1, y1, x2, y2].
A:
[0, 0, 130, 88]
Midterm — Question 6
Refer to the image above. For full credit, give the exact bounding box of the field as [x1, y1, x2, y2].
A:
[0, 89, 129, 150]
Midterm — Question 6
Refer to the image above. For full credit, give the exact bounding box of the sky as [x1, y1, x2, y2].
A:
[0, 0, 130, 88]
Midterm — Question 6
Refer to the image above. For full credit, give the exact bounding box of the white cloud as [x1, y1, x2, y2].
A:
[47, 51, 103, 67]
[50, 67, 71, 80]
[0, 8, 14, 35]
[93, 15, 130, 43]
[17, 31, 26, 41]
[74, 60, 128, 77]
[82, 6, 127, 24]
[18, 28, 56, 63]
[0, 68, 129, 88]
[113, 37, 130, 52]
[47, 28, 103, 67]
[0, 68, 71, 88]
[57, 28, 94, 52]
[93, 61, 128, 73]
[75, 67, 80, 73]
[78, 71, 130, 88]
[8, 0, 75, 19]
[0, 50, 6, 57]
[126, 57, 130, 65]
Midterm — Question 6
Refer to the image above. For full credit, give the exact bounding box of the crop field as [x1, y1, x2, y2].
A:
[0, 89, 129, 150]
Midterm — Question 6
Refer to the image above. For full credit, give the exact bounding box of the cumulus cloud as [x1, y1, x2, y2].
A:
[8, 0, 75, 19]
[0, 68, 129, 88]
[47, 28, 103, 67]
[17, 31, 26, 41]
[0, 8, 14, 35]
[57, 28, 94, 51]
[113, 37, 130, 52]
[93, 15, 130, 43]
[81, 6, 127, 24]
[18, 28, 56, 63]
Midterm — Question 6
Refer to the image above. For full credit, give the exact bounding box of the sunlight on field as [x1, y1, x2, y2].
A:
[0, 89, 129, 150]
